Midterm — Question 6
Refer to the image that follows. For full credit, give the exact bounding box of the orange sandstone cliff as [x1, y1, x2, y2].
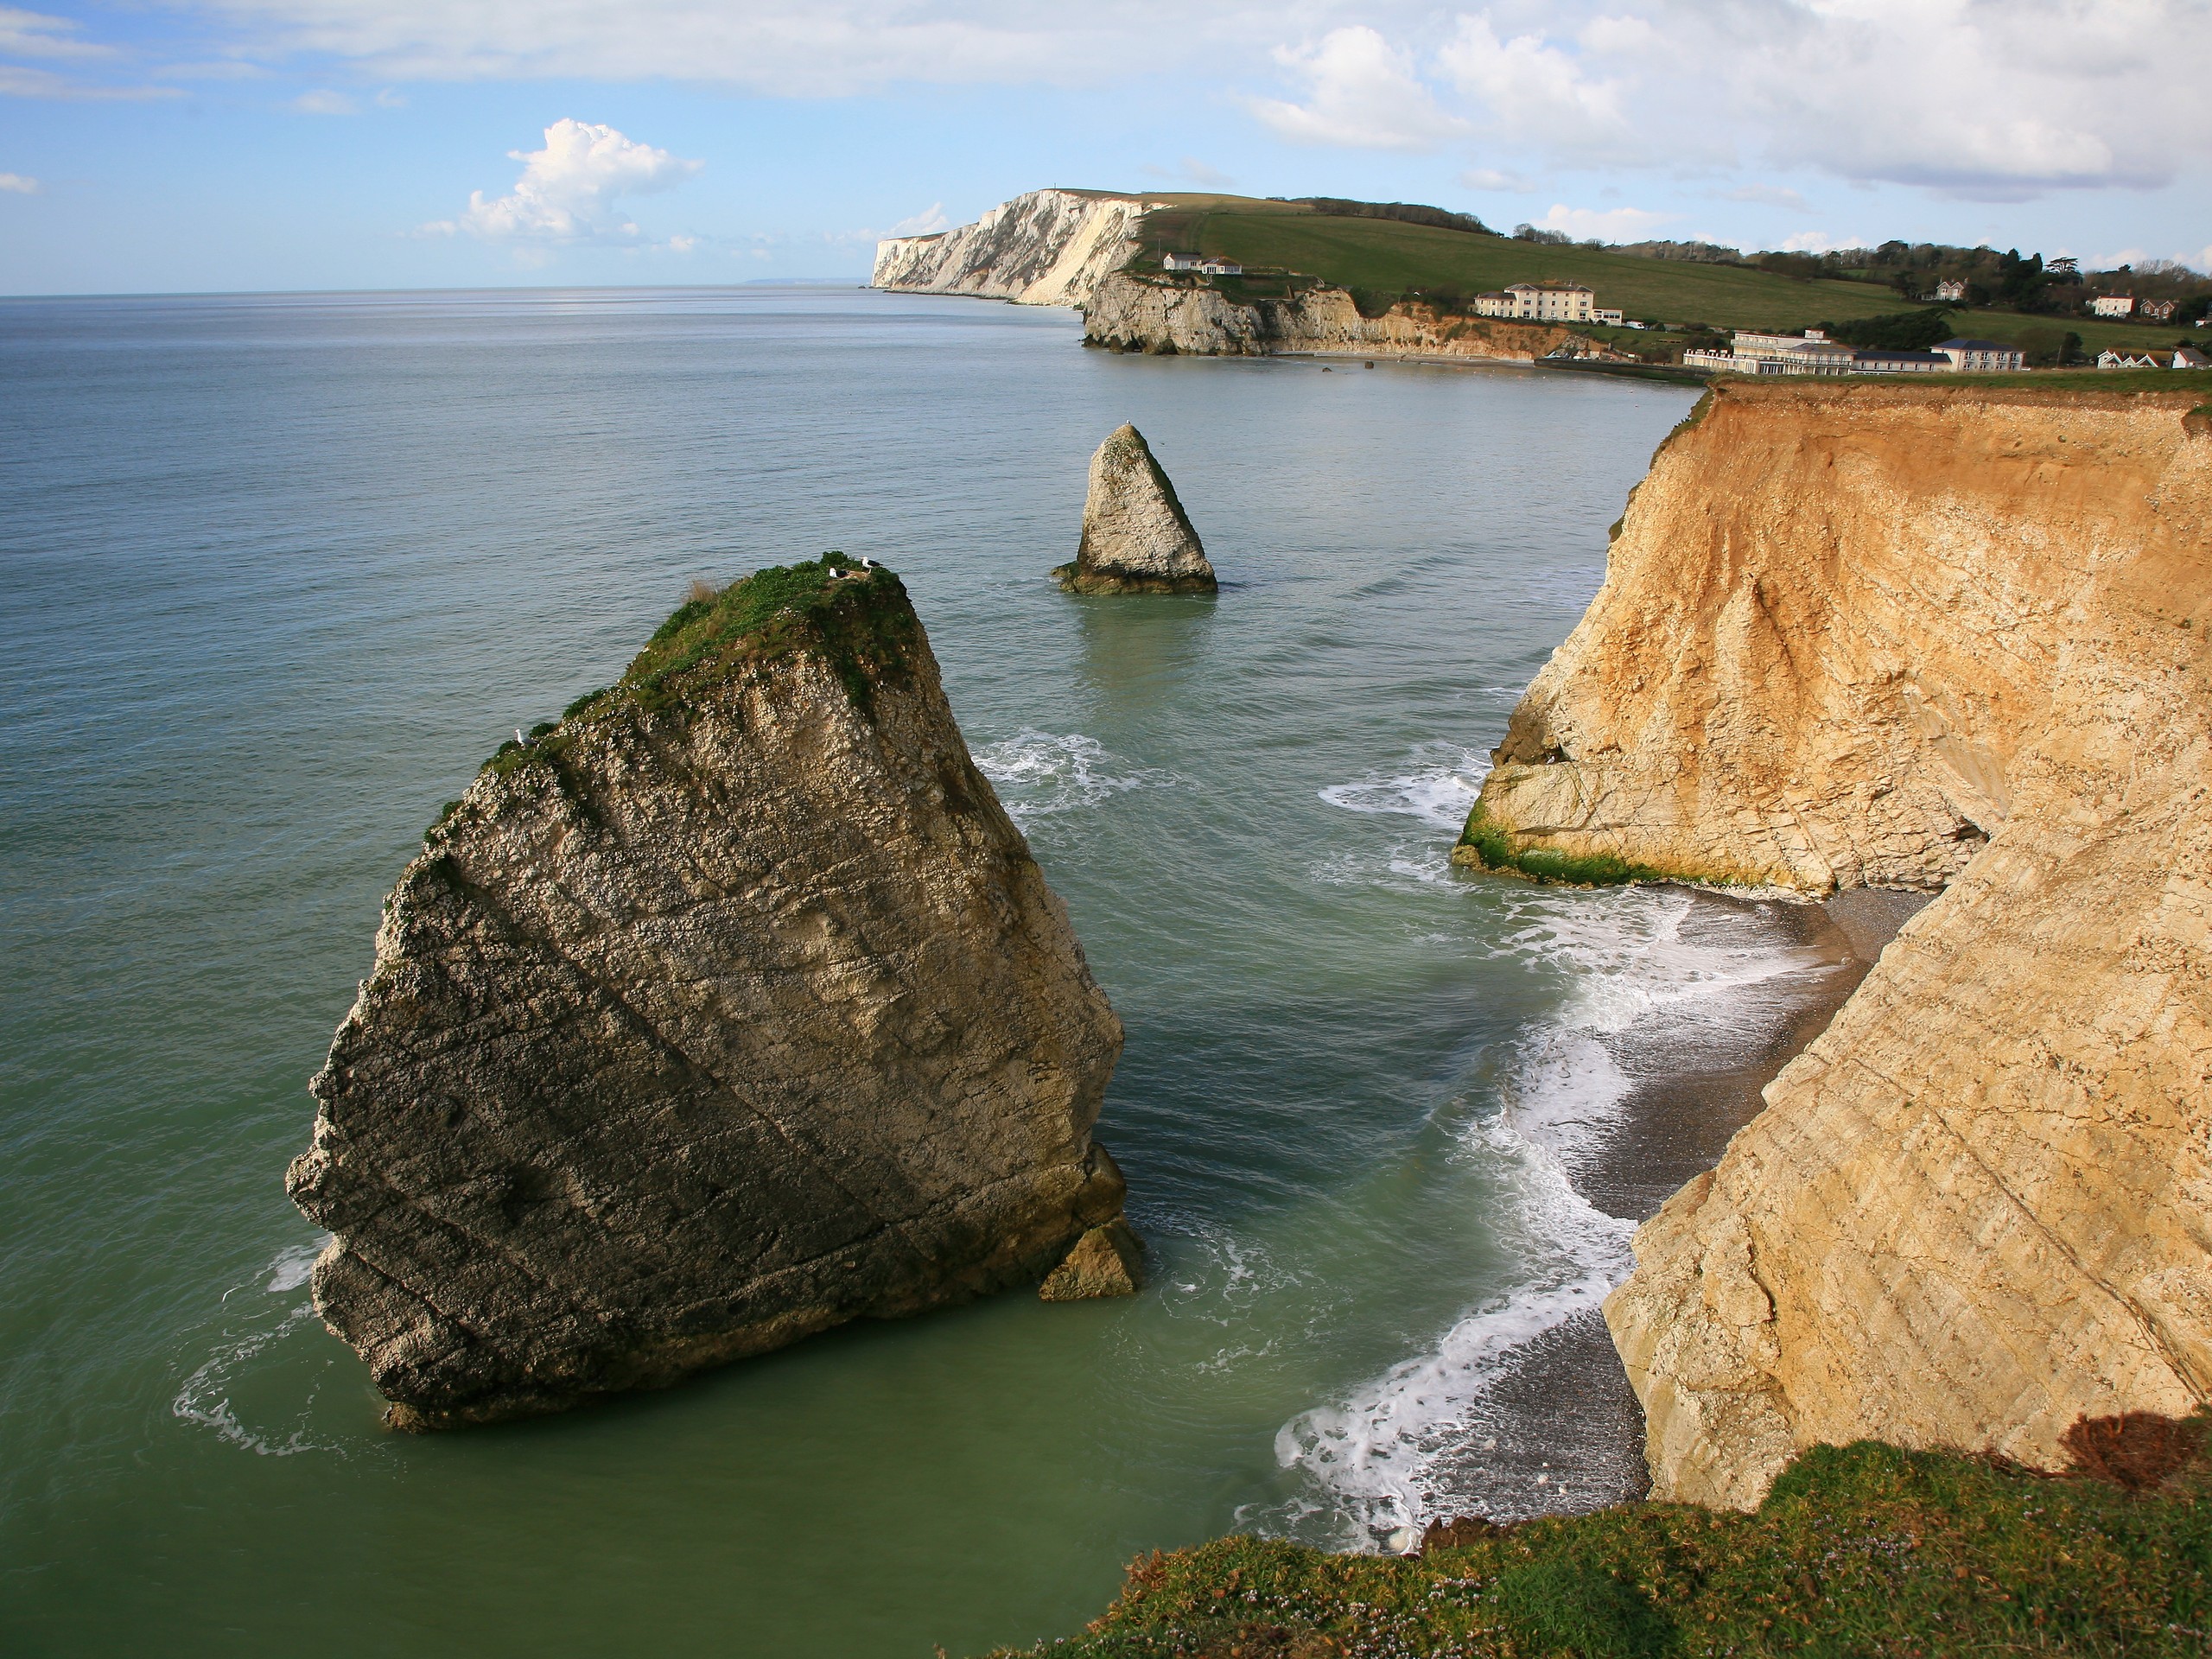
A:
[1462, 380, 2212, 1507]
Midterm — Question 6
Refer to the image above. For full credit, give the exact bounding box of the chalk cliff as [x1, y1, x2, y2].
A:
[1055, 423, 1217, 595]
[1083, 270, 1623, 364]
[288, 558, 1130, 1428]
[1461, 381, 2212, 1507]
[872, 189, 1153, 308]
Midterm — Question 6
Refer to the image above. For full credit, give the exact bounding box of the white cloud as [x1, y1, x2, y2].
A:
[1532, 201, 1670, 240]
[1777, 230, 1869, 254]
[1248, 26, 1466, 151]
[1438, 14, 1626, 151]
[0, 62, 179, 99]
[0, 7, 109, 60]
[1723, 183, 1809, 213]
[373, 86, 405, 106]
[291, 87, 356, 113]
[887, 201, 948, 236]
[21, 0, 2212, 205]
[0, 170, 38, 192]
[428, 118, 700, 243]
[1460, 166, 1538, 194]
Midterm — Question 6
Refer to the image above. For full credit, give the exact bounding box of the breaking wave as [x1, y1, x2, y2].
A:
[971, 729, 1175, 827]
[1268, 883, 1832, 1545]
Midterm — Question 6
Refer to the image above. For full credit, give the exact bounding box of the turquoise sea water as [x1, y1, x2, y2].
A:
[0, 287, 1844, 1656]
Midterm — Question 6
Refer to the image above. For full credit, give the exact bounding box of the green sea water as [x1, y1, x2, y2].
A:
[0, 286, 1844, 1656]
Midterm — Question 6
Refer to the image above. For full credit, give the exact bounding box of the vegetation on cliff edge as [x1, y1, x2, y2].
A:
[1455, 804, 1676, 887]
[445, 556, 918, 830]
[980, 1423, 2212, 1658]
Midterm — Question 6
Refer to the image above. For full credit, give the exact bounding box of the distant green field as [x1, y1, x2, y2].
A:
[1142, 197, 2206, 355]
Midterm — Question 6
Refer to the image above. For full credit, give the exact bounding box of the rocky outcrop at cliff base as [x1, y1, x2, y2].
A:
[1055, 423, 1216, 595]
[873, 189, 1151, 308]
[288, 557, 1131, 1427]
[1461, 381, 2212, 1507]
[1083, 270, 1627, 364]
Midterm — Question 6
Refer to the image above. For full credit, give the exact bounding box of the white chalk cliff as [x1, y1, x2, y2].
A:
[872, 189, 1154, 308]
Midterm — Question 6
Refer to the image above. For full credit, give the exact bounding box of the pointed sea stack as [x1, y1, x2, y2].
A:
[1053, 423, 1217, 595]
[287, 556, 1134, 1429]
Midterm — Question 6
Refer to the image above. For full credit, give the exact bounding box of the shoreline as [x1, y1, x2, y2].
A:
[1433, 883, 1931, 1526]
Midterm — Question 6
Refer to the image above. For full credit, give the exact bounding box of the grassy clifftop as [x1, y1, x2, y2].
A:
[981, 1427, 2212, 1657]
[1128, 197, 2202, 359]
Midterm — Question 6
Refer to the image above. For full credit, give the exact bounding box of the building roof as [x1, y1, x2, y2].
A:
[1936, 338, 2018, 351]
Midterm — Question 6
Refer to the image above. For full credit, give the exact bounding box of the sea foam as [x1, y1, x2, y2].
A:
[1268, 879, 1832, 1544]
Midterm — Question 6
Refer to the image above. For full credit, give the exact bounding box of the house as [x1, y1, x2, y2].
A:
[2139, 298, 2178, 323]
[1936, 279, 1969, 302]
[1592, 308, 1624, 326]
[1852, 350, 1951, 374]
[2090, 295, 2136, 319]
[1503, 283, 1595, 321]
[2101, 346, 2212, 369]
[1935, 338, 2025, 372]
[1474, 291, 1516, 317]
[1160, 251, 1243, 276]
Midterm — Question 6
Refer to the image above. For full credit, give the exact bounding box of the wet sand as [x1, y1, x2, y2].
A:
[1435, 885, 1934, 1523]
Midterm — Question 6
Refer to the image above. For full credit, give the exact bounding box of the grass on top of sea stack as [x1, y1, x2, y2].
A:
[456, 556, 920, 823]
[979, 1425, 2212, 1658]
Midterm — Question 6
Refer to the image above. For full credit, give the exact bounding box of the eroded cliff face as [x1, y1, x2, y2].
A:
[288, 559, 1128, 1428]
[1083, 270, 1622, 363]
[1465, 382, 2212, 1507]
[872, 189, 1152, 308]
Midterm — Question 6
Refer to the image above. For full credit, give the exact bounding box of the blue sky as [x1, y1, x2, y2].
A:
[3, 1, 2206, 295]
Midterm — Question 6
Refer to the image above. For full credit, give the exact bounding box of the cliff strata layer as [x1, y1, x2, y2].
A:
[1083, 271, 1624, 364]
[873, 189, 1151, 308]
[1463, 381, 2212, 1507]
[288, 558, 1129, 1427]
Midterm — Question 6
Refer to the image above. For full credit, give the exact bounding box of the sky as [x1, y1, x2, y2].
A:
[1, 0, 2206, 295]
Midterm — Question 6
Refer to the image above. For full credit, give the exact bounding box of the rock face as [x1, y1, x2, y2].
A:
[287, 558, 1133, 1428]
[1083, 270, 1626, 364]
[1054, 424, 1217, 595]
[1461, 381, 2212, 1508]
[1039, 1219, 1145, 1300]
[872, 189, 1152, 308]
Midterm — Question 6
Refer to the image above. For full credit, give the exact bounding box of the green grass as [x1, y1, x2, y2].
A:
[448, 556, 919, 830]
[979, 1433, 2212, 1658]
[1455, 804, 1676, 887]
[1129, 195, 2211, 356]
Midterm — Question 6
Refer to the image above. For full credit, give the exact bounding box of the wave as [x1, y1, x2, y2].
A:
[970, 729, 1175, 827]
[173, 1236, 349, 1459]
[1268, 882, 1832, 1543]
[1318, 743, 1490, 832]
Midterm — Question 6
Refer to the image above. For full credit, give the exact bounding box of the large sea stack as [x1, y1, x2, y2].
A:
[288, 556, 1130, 1429]
[1054, 423, 1217, 595]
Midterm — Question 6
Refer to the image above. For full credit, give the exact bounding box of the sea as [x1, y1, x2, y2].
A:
[0, 285, 1857, 1656]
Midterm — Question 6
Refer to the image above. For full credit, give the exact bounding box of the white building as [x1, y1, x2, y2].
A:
[1935, 337, 2025, 372]
[1725, 329, 1857, 374]
[2101, 346, 2211, 369]
[1474, 291, 1516, 317]
[1852, 350, 1951, 374]
[1503, 283, 1595, 321]
[1936, 278, 1969, 302]
[1592, 308, 1624, 326]
[1160, 252, 1243, 275]
[2090, 295, 2136, 319]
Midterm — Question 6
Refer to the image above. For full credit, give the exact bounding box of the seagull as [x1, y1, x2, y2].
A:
[515, 728, 526, 746]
